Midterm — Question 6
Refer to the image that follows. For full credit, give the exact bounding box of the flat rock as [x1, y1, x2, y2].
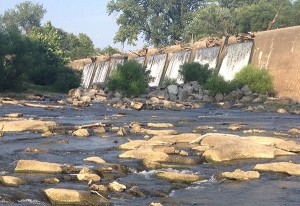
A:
[156, 171, 203, 183]
[147, 123, 174, 128]
[72, 129, 90, 137]
[218, 169, 260, 180]
[288, 128, 300, 135]
[108, 181, 126, 192]
[149, 133, 201, 144]
[0, 176, 26, 187]
[77, 173, 101, 182]
[119, 148, 169, 162]
[254, 162, 300, 176]
[15, 160, 65, 173]
[119, 140, 171, 150]
[84, 156, 106, 164]
[44, 188, 110, 205]
[201, 133, 296, 162]
[42, 177, 60, 184]
[0, 119, 56, 132]
[4, 113, 23, 118]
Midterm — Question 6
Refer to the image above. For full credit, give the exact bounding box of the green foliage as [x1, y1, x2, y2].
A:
[54, 67, 82, 93]
[107, 0, 205, 46]
[106, 60, 152, 97]
[179, 62, 212, 85]
[97, 46, 119, 56]
[234, 65, 273, 93]
[205, 75, 238, 96]
[0, 0, 46, 34]
[184, 4, 236, 40]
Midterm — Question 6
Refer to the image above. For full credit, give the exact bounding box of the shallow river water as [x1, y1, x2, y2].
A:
[0, 101, 299, 206]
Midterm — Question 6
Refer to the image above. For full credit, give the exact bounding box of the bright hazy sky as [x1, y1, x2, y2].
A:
[0, 0, 144, 51]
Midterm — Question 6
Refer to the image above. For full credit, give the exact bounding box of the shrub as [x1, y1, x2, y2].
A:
[234, 65, 273, 93]
[54, 67, 81, 92]
[163, 77, 177, 86]
[205, 75, 237, 96]
[106, 60, 152, 97]
[179, 62, 212, 85]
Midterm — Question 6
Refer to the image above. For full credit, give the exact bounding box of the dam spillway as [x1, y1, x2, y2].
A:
[218, 41, 254, 81]
[194, 46, 221, 69]
[164, 50, 191, 84]
[146, 54, 168, 87]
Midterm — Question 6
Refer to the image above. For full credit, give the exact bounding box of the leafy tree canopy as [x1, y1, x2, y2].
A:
[108, 0, 299, 46]
[107, 0, 205, 47]
[0, 0, 46, 34]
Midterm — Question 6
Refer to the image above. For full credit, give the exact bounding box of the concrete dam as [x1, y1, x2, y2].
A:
[72, 25, 300, 102]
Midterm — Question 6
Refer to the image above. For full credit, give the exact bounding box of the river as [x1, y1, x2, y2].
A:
[0, 101, 299, 206]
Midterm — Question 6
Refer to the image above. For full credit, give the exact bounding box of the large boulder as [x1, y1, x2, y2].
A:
[0, 176, 26, 187]
[167, 85, 178, 95]
[156, 171, 203, 183]
[44, 188, 110, 205]
[254, 162, 300, 176]
[0, 119, 56, 132]
[15, 160, 65, 173]
[218, 169, 260, 180]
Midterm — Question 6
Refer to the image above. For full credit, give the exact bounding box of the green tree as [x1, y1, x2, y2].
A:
[97, 46, 119, 56]
[0, 0, 46, 34]
[29, 21, 70, 64]
[184, 4, 237, 40]
[236, 0, 294, 32]
[107, 0, 204, 47]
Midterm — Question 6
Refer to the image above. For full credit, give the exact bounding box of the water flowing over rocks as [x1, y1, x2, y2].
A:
[1, 92, 300, 205]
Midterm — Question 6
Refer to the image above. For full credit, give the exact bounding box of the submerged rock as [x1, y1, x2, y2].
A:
[156, 171, 203, 183]
[218, 169, 260, 180]
[44, 188, 110, 205]
[254, 162, 300, 176]
[0, 176, 26, 187]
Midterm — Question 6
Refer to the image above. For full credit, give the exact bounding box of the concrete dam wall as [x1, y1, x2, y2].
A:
[76, 25, 300, 102]
[252, 26, 300, 102]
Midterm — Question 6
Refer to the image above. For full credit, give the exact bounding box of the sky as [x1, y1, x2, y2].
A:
[0, 0, 144, 52]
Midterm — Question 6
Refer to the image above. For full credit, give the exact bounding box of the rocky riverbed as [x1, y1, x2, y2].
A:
[0, 96, 299, 206]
